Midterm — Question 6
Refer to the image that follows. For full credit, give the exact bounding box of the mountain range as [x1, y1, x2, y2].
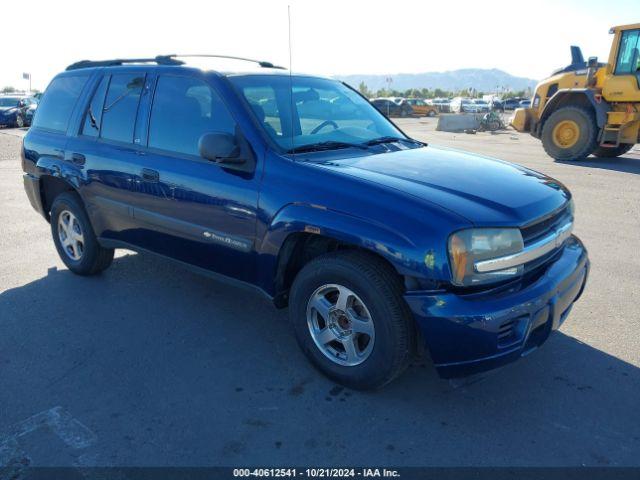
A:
[335, 68, 538, 93]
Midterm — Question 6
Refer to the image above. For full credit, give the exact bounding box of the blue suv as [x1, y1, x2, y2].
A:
[22, 56, 589, 389]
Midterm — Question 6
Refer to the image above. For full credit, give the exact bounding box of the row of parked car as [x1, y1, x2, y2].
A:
[0, 93, 40, 128]
[369, 97, 439, 118]
[432, 96, 531, 114]
[369, 95, 531, 117]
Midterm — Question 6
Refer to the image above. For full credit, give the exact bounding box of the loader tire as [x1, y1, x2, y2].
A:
[592, 143, 634, 158]
[541, 106, 598, 161]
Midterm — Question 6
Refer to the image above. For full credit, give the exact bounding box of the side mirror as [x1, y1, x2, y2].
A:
[198, 131, 255, 173]
[199, 132, 240, 162]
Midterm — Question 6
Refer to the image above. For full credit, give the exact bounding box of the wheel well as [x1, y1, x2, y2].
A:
[272, 233, 404, 308]
[40, 176, 77, 221]
[539, 92, 596, 134]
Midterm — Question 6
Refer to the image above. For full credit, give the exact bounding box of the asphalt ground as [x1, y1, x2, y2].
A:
[1, 120, 639, 470]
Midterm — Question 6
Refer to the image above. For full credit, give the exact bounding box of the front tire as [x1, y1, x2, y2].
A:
[289, 251, 413, 390]
[592, 143, 634, 158]
[541, 106, 598, 161]
[51, 192, 114, 275]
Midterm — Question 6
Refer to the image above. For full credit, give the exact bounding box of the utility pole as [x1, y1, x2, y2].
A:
[385, 77, 393, 116]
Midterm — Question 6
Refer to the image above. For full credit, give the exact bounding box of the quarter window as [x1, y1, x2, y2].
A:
[615, 29, 640, 75]
[148, 76, 236, 156]
[100, 74, 145, 143]
[32, 75, 88, 132]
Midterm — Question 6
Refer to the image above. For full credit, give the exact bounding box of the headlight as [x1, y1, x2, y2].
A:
[448, 228, 524, 286]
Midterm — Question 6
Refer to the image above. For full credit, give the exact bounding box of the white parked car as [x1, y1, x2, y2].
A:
[449, 97, 475, 114]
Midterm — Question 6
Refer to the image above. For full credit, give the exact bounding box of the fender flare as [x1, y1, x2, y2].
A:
[34, 156, 85, 218]
[256, 203, 422, 296]
[537, 89, 610, 136]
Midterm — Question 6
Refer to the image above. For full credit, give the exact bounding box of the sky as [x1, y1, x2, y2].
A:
[2, 0, 638, 91]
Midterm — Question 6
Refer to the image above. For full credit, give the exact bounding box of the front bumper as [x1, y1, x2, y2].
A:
[405, 235, 589, 378]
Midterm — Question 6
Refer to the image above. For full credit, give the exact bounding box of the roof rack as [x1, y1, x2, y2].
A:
[65, 54, 285, 71]
[169, 54, 285, 69]
[66, 55, 184, 71]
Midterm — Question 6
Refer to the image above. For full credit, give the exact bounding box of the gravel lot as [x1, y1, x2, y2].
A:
[1, 120, 639, 469]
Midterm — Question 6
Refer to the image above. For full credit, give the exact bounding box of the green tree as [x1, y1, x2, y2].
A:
[357, 81, 372, 98]
[1, 86, 16, 93]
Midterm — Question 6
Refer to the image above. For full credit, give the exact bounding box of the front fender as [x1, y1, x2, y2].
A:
[256, 203, 444, 296]
[538, 89, 609, 135]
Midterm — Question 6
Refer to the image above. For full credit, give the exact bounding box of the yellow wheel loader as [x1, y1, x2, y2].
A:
[511, 23, 640, 161]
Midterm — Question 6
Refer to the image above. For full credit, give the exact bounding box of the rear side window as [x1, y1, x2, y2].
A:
[82, 76, 109, 138]
[32, 75, 88, 132]
[148, 76, 236, 156]
[100, 74, 145, 143]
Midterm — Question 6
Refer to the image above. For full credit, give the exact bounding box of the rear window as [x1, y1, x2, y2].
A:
[32, 75, 88, 132]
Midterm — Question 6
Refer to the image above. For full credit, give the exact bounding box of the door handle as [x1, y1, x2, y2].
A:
[71, 153, 86, 165]
[141, 168, 159, 182]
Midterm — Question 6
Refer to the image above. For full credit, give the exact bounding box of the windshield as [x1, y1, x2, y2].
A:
[0, 97, 21, 107]
[228, 75, 407, 152]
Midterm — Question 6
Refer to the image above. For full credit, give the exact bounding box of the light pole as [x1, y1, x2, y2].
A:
[385, 77, 393, 116]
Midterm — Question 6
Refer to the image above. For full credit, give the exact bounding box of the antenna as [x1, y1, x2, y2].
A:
[288, 5, 295, 156]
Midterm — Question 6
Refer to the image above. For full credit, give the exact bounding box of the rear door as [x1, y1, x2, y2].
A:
[65, 69, 149, 242]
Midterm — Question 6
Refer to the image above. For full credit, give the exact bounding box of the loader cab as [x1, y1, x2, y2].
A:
[602, 24, 640, 102]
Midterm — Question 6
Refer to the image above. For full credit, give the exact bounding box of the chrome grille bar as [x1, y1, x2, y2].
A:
[474, 221, 573, 273]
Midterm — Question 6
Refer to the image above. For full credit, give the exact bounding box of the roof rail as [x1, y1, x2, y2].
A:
[169, 54, 286, 69]
[65, 54, 285, 72]
[65, 55, 184, 71]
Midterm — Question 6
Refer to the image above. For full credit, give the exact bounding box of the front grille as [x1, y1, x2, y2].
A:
[521, 204, 571, 246]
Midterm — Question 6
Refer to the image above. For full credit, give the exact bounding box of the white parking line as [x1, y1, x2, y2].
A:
[0, 406, 97, 471]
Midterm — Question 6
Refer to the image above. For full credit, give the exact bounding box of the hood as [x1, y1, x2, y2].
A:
[0, 106, 17, 113]
[314, 145, 570, 226]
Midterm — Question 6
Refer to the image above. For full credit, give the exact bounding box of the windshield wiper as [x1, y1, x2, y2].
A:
[286, 141, 369, 154]
[364, 136, 426, 147]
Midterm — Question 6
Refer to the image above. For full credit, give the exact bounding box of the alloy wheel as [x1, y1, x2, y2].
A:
[306, 284, 375, 366]
[57, 210, 84, 261]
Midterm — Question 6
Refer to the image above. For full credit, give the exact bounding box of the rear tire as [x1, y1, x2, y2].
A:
[592, 143, 634, 158]
[51, 192, 114, 275]
[289, 251, 413, 390]
[541, 105, 598, 161]
[427, 110, 437, 117]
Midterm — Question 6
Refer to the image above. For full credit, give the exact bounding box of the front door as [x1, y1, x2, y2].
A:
[130, 74, 260, 283]
[604, 28, 640, 102]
